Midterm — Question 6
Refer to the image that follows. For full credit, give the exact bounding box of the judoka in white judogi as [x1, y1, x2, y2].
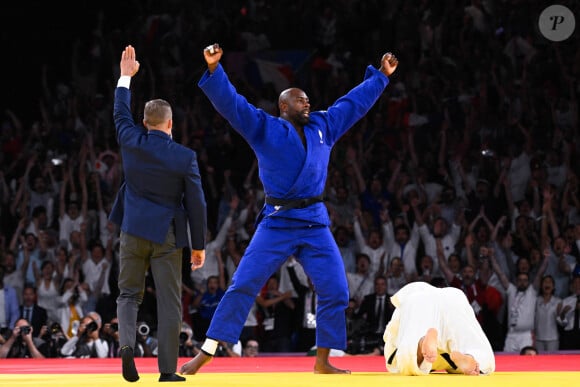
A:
[383, 282, 495, 375]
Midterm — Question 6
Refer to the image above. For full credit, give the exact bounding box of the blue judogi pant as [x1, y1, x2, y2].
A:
[206, 223, 350, 350]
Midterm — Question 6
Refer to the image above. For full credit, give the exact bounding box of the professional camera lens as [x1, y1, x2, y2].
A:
[110, 323, 119, 332]
[179, 332, 188, 343]
[20, 326, 31, 335]
[86, 321, 98, 333]
[51, 323, 62, 334]
[137, 323, 150, 336]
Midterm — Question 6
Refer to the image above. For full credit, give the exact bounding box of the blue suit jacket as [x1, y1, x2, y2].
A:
[109, 87, 207, 250]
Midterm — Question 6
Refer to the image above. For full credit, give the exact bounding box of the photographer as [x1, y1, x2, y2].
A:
[41, 322, 68, 358]
[60, 316, 108, 358]
[178, 322, 199, 358]
[0, 318, 49, 358]
[102, 317, 121, 358]
[135, 321, 157, 357]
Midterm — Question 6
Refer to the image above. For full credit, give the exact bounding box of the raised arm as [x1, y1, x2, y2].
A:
[491, 215, 507, 242]
[489, 251, 511, 290]
[531, 249, 550, 291]
[78, 148, 89, 221]
[436, 238, 455, 284]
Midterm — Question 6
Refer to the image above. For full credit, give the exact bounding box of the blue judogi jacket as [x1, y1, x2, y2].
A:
[199, 63, 389, 227]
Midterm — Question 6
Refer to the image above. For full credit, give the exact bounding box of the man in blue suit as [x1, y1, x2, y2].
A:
[111, 45, 207, 382]
[181, 43, 398, 375]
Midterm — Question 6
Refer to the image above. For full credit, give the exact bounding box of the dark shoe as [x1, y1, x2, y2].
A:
[120, 345, 139, 382]
[159, 373, 186, 382]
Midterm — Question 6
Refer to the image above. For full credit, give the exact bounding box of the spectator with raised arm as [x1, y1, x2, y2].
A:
[490, 246, 548, 353]
[58, 162, 88, 252]
[353, 208, 388, 278]
[381, 207, 419, 278]
[557, 275, 580, 350]
[541, 186, 577, 298]
[10, 220, 46, 286]
[438, 238, 503, 349]
[412, 195, 463, 276]
[534, 275, 561, 352]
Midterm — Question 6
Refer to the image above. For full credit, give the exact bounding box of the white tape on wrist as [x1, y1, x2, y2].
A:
[201, 338, 218, 355]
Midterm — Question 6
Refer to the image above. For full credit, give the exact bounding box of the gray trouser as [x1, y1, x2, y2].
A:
[117, 227, 182, 373]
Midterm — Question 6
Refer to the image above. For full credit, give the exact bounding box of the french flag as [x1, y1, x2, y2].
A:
[253, 58, 294, 91]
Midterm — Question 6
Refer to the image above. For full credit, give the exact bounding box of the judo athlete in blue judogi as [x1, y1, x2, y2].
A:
[181, 43, 398, 375]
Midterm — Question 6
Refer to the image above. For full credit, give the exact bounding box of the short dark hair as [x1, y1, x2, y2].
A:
[355, 253, 370, 263]
[516, 271, 530, 279]
[519, 346, 538, 355]
[394, 224, 410, 235]
[31, 205, 47, 218]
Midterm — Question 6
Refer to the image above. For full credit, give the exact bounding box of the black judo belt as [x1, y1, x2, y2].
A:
[265, 194, 324, 212]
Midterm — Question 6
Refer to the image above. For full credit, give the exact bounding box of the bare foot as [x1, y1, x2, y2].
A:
[314, 362, 351, 374]
[180, 352, 213, 375]
[450, 351, 480, 375]
[420, 328, 438, 363]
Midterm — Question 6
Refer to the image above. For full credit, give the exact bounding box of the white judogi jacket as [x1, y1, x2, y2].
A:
[383, 282, 495, 375]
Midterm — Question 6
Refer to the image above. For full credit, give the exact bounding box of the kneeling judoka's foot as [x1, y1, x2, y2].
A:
[450, 351, 480, 375]
[420, 328, 438, 363]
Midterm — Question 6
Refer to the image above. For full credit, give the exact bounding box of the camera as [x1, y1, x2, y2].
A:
[20, 326, 32, 336]
[43, 322, 63, 342]
[51, 322, 62, 334]
[137, 323, 150, 336]
[179, 332, 189, 344]
[110, 323, 119, 332]
[86, 321, 98, 333]
[0, 327, 10, 340]
[70, 286, 80, 303]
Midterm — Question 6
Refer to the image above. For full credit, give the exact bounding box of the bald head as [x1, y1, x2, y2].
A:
[278, 88, 310, 127]
[278, 88, 301, 105]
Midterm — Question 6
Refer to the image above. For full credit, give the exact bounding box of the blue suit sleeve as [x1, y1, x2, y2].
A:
[113, 87, 146, 145]
[184, 153, 207, 250]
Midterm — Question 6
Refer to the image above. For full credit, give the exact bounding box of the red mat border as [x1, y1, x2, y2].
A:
[0, 354, 579, 374]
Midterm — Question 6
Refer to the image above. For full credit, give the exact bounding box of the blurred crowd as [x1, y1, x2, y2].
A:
[1, 0, 580, 359]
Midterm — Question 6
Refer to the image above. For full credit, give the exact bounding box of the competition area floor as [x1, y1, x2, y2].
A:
[0, 353, 579, 387]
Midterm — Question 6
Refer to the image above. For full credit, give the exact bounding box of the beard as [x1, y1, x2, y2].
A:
[291, 110, 310, 126]
[296, 115, 309, 126]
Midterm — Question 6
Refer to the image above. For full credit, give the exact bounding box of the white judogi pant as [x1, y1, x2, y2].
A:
[383, 282, 495, 375]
